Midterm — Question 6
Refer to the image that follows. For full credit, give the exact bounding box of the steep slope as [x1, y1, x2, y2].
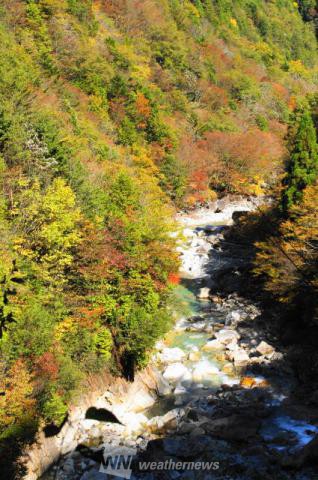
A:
[0, 1, 317, 476]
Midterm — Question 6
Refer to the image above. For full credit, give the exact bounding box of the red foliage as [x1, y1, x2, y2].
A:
[202, 41, 234, 74]
[35, 352, 59, 381]
[168, 273, 180, 285]
[270, 82, 290, 101]
[198, 80, 228, 109]
[203, 128, 286, 176]
[77, 221, 130, 282]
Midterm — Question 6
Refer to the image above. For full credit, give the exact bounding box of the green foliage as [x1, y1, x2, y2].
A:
[93, 328, 113, 360]
[42, 391, 68, 426]
[282, 108, 318, 213]
[26, 1, 57, 73]
[2, 300, 56, 359]
[118, 117, 138, 146]
[159, 154, 187, 202]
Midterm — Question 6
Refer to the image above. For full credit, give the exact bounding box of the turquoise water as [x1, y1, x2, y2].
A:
[170, 283, 207, 317]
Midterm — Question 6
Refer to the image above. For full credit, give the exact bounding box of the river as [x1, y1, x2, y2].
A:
[42, 198, 318, 480]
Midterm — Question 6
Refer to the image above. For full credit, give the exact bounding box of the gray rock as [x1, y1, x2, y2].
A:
[203, 414, 260, 441]
[62, 458, 74, 474]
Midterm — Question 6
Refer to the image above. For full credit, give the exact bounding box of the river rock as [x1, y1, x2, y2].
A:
[160, 435, 216, 457]
[189, 427, 206, 436]
[203, 414, 260, 441]
[80, 472, 105, 480]
[158, 347, 186, 364]
[226, 339, 239, 351]
[147, 409, 184, 434]
[129, 390, 156, 412]
[192, 361, 219, 382]
[174, 384, 187, 395]
[156, 375, 172, 396]
[163, 363, 190, 383]
[197, 287, 210, 299]
[202, 339, 225, 351]
[281, 434, 318, 468]
[122, 413, 148, 437]
[222, 362, 235, 375]
[225, 310, 241, 325]
[256, 341, 275, 356]
[178, 422, 200, 435]
[228, 349, 250, 368]
[210, 294, 223, 304]
[215, 329, 240, 345]
[62, 458, 75, 474]
[232, 210, 248, 223]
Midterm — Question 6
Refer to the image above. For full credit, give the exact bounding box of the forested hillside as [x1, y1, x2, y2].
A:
[0, 0, 318, 472]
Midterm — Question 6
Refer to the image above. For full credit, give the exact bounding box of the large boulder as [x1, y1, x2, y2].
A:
[202, 339, 225, 351]
[256, 341, 275, 357]
[147, 409, 185, 434]
[228, 349, 250, 368]
[129, 390, 156, 412]
[156, 375, 172, 396]
[215, 329, 240, 345]
[163, 363, 190, 383]
[203, 414, 260, 441]
[158, 347, 186, 364]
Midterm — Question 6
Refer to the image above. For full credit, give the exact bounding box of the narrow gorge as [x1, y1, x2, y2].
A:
[24, 197, 317, 480]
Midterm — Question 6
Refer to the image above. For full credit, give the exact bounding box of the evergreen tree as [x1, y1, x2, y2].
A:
[282, 109, 318, 215]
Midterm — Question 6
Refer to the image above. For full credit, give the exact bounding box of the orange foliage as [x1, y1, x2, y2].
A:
[168, 273, 180, 285]
[35, 352, 59, 381]
[198, 80, 228, 109]
[202, 40, 234, 73]
[270, 82, 290, 101]
[135, 92, 151, 117]
[203, 128, 286, 176]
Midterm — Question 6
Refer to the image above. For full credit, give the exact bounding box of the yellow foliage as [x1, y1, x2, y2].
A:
[185, 2, 201, 19]
[54, 317, 77, 341]
[289, 60, 310, 79]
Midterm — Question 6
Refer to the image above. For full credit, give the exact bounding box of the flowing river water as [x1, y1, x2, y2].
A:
[42, 198, 318, 480]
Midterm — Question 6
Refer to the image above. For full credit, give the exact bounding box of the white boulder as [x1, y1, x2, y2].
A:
[158, 347, 186, 364]
[202, 339, 225, 351]
[231, 349, 250, 368]
[197, 288, 210, 299]
[215, 329, 240, 345]
[163, 363, 190, 383]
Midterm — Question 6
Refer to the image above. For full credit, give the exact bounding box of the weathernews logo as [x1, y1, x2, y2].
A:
[100, 445, 220, 479]
[100, 446, 137, 479]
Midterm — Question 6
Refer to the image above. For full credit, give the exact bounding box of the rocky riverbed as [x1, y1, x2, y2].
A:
[39, 197, 318, 480]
